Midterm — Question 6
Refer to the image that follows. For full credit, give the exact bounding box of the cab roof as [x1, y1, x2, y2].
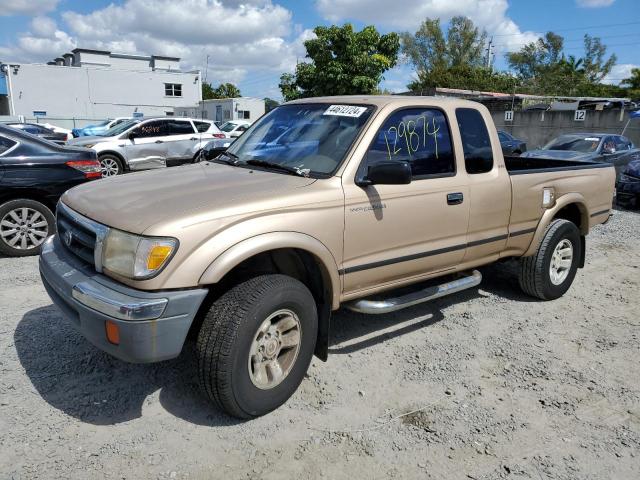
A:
[286, 95, 484, 109]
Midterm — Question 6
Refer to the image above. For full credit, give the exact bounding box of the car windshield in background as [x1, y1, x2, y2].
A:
[220, 122, 239, 132]
[543, 135, 601, 153]
[223, 103, 374, 176]
[103, 119, 140, 137]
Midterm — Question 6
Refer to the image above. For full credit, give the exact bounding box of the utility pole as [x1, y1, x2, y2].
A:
[485, 37, 494, 70]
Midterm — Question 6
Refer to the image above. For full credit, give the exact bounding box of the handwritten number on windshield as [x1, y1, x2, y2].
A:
[384, 116, 440, 161]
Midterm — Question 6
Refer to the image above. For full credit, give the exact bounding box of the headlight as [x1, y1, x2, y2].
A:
[102, 229, 178, 279]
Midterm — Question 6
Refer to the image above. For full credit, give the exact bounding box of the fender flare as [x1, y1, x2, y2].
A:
[523, 192, 589, 257]
[198, 231, 342, 310]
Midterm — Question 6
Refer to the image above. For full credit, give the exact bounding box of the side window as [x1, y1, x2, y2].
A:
[193, 121, 211, 133]
[456, 108, 494, 174]
[614, 136, 630, 151]
[0, 135, 17, 155]
[366, 108, 455, 178]
[498, 131, 509, 142]
[134, 120, 168, 138]
[165, 120, 195, 136]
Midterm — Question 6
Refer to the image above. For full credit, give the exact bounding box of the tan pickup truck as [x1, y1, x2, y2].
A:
[39, 96, 615, 418]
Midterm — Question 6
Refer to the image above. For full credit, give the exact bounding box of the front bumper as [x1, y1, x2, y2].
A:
[39, 235, 208, 363]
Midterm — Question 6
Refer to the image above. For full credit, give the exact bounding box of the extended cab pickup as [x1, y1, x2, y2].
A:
[39, 96, 615, 418]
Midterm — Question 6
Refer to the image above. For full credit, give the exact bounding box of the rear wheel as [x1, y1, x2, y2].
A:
[518, 219, 581, 300]
[99, 154, 123, 177]
[196, 274, 317, 418]
[0, 199, 55, 257]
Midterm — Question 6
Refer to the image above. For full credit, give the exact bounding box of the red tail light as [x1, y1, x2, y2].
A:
[66, 160, 102, 179]
[212, 133, 226, 138]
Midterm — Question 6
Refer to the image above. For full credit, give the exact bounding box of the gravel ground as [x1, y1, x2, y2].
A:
[1, 208, 639, 480]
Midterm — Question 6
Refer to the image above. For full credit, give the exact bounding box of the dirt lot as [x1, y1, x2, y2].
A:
[1, 208, 639, 480]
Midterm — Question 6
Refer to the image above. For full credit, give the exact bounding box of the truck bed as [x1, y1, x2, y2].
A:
[504, 155, 611, 175]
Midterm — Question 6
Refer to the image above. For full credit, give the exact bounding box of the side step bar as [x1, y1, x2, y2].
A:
[345, 270, 482, 315]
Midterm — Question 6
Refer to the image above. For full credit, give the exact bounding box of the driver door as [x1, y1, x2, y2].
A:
[124, 119, 169, 169]
[342, 107, 470, 294]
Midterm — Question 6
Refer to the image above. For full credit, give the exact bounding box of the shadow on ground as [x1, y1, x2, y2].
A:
[15, 262, 531, 426]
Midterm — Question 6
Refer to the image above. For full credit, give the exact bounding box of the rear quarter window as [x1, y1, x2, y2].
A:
[0, 135, 17, 155]
[456, 108, 494, 174]
[194, 121, 212, 133]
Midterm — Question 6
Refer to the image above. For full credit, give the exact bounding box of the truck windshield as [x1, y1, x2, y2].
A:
[543, 135, 601, 153]
[223, 103, 374, 176]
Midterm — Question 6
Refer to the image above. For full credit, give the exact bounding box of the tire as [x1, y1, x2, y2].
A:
[518, 219, 581, 300]
[0, 199, 55, 257]
[196, 274, 318, 419]
[192, 150, 203, 163]
[99, 154, 123, 177]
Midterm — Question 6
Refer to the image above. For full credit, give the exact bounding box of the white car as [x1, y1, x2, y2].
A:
[219, 120, 251, 138]
[42, 123, 73, 141]
[67, 117, 226, 176]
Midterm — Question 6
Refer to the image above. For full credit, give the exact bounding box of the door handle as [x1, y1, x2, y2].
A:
[190, 137, 198, 141]
[154, 140, 164, 144]
[447, 192, 464, 205]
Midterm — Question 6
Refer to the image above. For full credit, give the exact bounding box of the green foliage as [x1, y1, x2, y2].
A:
[279, 24, 400, 100]
[408, 65, 517, 92]
[264, 97, 280, 111]
[621, 68, 640, 99]
[506, 32, 618, 97]
[203, 82, 241, 100]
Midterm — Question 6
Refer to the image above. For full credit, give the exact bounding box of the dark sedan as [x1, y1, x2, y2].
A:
[0, 124, 101, 257]
[498, 130, 527, 155]
[521, 133, 639, 181]
[616, 156, 640, 208]
[5, 122, 69, 145]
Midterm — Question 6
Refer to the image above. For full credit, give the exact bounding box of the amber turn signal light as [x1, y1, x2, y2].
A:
[105, 320, 120, 345]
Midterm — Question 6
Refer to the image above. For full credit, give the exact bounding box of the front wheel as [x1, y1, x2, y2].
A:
[518, 219, 581, 300]
[196, 274, 318, 418]
[99, 154, 123, 177]
[0, 199, 55, 257]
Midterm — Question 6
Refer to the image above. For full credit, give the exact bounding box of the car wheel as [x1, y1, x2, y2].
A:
[99, 154, 123, 177]
[192, 150, 204, 163]
[0, 199, 55, 257]
[196, 274, 318, 418]
[518, 219, 581, 300]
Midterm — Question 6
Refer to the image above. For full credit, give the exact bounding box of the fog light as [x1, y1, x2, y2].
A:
[105, 320, 120, 345]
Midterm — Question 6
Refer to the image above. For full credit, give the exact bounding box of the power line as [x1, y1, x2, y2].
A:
[491, 20, 640, 37]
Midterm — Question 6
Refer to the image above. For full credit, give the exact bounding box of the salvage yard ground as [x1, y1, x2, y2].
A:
[1, 208, 639, 480]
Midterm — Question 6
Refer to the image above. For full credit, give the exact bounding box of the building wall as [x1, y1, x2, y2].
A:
[492, 109, 640, 149]
[176, 97, 265, 123]
[4, 63, 201, 118]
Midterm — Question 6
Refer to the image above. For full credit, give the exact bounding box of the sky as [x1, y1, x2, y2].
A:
[0, 0, 638, 100]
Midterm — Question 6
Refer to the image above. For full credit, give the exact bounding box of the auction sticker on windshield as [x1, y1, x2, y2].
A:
[323, 105, 368, 117]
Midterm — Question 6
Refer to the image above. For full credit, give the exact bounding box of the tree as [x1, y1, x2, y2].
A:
[506, 32, 564, 81]
[264, 97, 279, 111]
[279, 24, 400, 99]
[622, 68, 640, 98]
[213, 83, 241, 98]
[278, 73, 301, 102]
[408, 64, 517, 93]
[202, 83, 216, 100]
[582, 34, 616, 83]
[401, 16, 487, 74]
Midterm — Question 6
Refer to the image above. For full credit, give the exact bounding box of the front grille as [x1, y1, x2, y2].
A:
[56, 204, 107, 269]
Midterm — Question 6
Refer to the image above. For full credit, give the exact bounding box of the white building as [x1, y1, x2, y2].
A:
[0, 48, 202, 121]
[175, 97, 265, 124]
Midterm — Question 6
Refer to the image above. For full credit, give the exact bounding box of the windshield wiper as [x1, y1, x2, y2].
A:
[243, 159, 309, 177]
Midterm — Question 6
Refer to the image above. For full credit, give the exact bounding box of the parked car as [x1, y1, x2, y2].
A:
[219, 120, 251, 138]
[521, 133, 639, 181]
[42, 123, 73, 141]
[68, 117, 225, 176]
[0, 124, 101, 257]
[616, 156, 640, 208]
[497, 130, 527, 155]
[5, 122, 68, 145]
[40, 96, 615, 418]
[72, 117, 132, 138]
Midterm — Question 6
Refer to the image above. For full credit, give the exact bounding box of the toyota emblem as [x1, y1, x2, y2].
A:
[64, 230, 73, 246]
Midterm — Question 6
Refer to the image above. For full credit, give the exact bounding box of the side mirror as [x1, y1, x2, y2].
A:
[603, 146, 615, 155]
[128, 132, 137, 141]
[356, 161, 412, 187]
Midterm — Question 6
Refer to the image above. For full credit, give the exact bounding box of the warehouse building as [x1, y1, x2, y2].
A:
[0, 48, 201, 119]
[175, 97, 265, 123]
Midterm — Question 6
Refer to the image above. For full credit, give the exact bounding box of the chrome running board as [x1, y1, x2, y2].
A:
[345, 270, 482, 315]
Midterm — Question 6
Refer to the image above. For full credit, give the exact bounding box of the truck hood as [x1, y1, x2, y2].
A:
[61, 162, 316, 234]
[521, 149, 598, 161]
